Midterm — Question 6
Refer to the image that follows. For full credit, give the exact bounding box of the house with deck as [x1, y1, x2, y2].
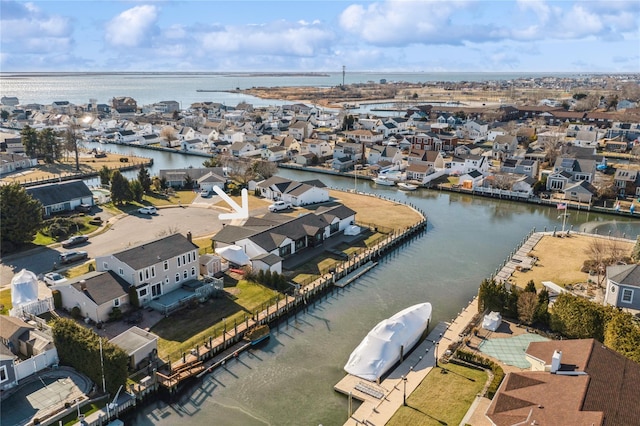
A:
[256, 176, 329, 206]
[604, 264, 640, 310]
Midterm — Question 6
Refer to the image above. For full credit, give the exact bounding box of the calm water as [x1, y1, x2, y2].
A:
[0, 72, 585, 108]
[95, 144, 640, 426]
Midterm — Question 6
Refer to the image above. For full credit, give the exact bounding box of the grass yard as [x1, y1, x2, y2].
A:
[387, 363, 487, 426]
[153, 280, 280, 360]
[329, 190, 423, 231]
[0, 288, 11, 315]
[509, 234, 634, 289]
[143, 190, 197, 206]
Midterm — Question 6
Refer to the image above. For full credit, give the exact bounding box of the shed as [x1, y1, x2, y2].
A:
[109, 326, 158, 369]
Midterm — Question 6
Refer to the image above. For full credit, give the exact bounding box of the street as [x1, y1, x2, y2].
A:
[1, 203, 231, 289]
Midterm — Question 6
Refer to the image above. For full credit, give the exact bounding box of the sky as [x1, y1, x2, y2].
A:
[1, 0, 639, 73]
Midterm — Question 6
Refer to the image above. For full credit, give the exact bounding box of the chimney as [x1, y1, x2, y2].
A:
[187, 231, 192, 243]
[80, 280, 87, 291]
[550, 350, 562, 373]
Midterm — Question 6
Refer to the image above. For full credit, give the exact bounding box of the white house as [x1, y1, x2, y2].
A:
[95, 233, 199, 307]
[257, 176, 329, 206]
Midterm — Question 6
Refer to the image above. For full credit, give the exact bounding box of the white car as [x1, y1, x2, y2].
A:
[268, 201, 293, 212]
[138, 206, 158, 215]
[43, 272, 68, 286]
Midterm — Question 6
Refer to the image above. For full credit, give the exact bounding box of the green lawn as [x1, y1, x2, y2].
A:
[33, 215, 103, 246]
[153, 280, 280, 360]
[0, 288, 12, 315]
[387, 363, 487, 426]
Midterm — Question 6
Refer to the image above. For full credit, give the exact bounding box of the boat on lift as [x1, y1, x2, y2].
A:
[373, 176, 395, 186]
[397, 182, 418, 191]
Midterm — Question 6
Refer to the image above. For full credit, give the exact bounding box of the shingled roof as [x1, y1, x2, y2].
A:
[112, 233, 198, 270]
[70, 271, 130, 306]
[26, 180, 92, 206]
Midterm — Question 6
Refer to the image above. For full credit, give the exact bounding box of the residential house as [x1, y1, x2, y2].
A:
[357, 118, 382, 131]
[261, 145, 287, 162]
[302, 138, 333, 159]
[136, 133, 162, 145]
[53, 271, 131, 323]
[230, 141, 260, 158]
[613, 169, 640, 197]
[512, 176, 536, 196]
[111, 97, 137, 115]
[458, 169, 484, 189]
[405, 162, 431, 183]
[463, 119, 489, 142]
[500, 158, 539, 179]
[0, 343, 17, 391]
[295, 153, 317, 166]
[158, 167, 225, 189]
[4, 137, 25, 154]
[445, 154, 488, 175]
[0, 153, 37, 175]
[486, 339, 640, 426]
[562, 180, 596, 204]
[605, 264, 640, 310]
[367, 145, 403, 168]
[288, 121, 314, 141]
[572, 129, 600, 148]
[197, 170, 227, 192]
[256, 176, 329, 206]
[492, 134, 519, 159]
[96, 233, 199, 307]
[212, 204, 356, 261]
[343, 129, 384, 146]
[26, 180, 93, 217]
[546, 157, 596, 191]
[408, 132, 443, 152]
[181, 139, 207, 153]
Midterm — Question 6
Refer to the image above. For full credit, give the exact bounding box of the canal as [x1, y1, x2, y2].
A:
[92, 143, 639, 426]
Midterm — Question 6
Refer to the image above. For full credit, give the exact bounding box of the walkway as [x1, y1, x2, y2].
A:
[493, 230, 542, 285]
[340, 296, 480, 426]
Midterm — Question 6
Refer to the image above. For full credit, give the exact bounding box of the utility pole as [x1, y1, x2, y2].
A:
[342, 65, 346, 87]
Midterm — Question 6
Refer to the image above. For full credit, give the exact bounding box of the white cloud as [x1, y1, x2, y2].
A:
[105, 5, 159, 47]
[0, 1, 72, 53]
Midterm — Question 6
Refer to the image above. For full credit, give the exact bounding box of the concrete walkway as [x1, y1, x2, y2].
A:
[342, 296, 480, 426]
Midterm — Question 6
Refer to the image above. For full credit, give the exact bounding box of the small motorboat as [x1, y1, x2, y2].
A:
[373, 176, 395, 186]
[397, 182, 418, 191]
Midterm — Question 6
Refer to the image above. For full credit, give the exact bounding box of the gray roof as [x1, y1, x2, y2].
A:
[112, 233, 198, 270]
[70, 271, 130, 306]
[315, 204, 357, 221]
[26, 180, 92, 206]
[109, 326, 157, 355]
[252, 253, 282, 266]
[607, 264, 640, 288]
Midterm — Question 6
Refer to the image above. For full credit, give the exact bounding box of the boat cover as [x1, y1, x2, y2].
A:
[482, 311, 502, 332]
[217, 245, 251, 266]
[344, 302, 432, 381]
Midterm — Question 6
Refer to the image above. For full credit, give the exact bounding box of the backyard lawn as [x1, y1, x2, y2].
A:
[387, 363, 487, 426]
[152, 280, 281, 360]
[509, 234, 634, 289]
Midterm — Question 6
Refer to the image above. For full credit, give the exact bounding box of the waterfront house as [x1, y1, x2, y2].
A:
[613, 169, 640, 197]
[492, 134, 519, 159]
[261, 145, 287, 162]
[180, 138, 207, 153]
[230, 141, 260, 158]
[457, 169, 484, 189]
[288, 120, 314, 141]
[95, 233, 199, 307]
[343, 129, 384, 146]
[256, 176, 329, 206]
[546, 157, 596, 191]
[572, 129, 600, 148]
[26, 180, 93, 217]
[445, 154, 488, 175]
[53, 271, 131, 323]
[405, 162, 431, 183]
[604, 264, 640, 310]
[159, 167, 227, 189]
[486, 339, 640, 426]
[500, 158, 539, 179]
[0, 152, 38, 175]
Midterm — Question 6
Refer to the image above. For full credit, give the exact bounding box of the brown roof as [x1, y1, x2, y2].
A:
[487, 339, 640, 426]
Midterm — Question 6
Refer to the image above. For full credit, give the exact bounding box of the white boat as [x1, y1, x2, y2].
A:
[344, 302, 432, 382]
[373, 176, 395, 186]
[397, 182, 418, 191]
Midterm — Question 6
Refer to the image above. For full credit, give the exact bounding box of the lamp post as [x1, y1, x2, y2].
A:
[402, 375, 407, 406]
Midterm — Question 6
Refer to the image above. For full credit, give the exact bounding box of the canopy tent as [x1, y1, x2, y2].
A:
[216, 245, 251, 266]
[11, 269, 39, 308]
[482, 311, 502, 332]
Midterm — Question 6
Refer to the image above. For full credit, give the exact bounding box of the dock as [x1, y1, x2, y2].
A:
[336, 296, 480, 426]
[334, 261, 378, 288]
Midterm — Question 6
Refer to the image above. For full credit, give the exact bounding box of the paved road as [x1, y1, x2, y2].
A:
[1, 202, 232, 289]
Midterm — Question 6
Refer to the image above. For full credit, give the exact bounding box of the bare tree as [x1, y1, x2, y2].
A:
[543, 136, 561, 166]
[620, 82, 640, 102]
[517, 292, 538, 325]
[252, 160, 277, 180]
[608, 239, 628, 263]
[491, 173, 517, 190]
[63, 125, 81, 171]
[585, 238, 608, 287]
[160, 126, 178, 148]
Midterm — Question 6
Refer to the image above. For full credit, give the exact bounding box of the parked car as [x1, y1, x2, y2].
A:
[138, 206, 158, 215]
[59, 251, 88, 265]
[61, 235, 89, 248]
[268, 200, 293, 212]
[75, 204, 92, 213]
[43, 272, 68, 286]
[200, 189, 211, 198]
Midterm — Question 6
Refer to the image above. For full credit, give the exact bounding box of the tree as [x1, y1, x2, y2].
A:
[38, 128, 60, 163]
[137, 164, 151, 193]
[98, 165, 111, 186]
[21, 125, 40, 158]
[517, 292, 537, 325]
[604, 311, 640, 363]
[110, 170, 132, 205]
[584, 238, 609, 287]
[549, 293, 606, 341]
[251, 160, 277, 180]
[160, 126, 178, 148]
[524, 280, 536, 293]
[202, 157, 221, 168]
[183, 174, 194, 189]
[63, 126, 81, 171]
[0, 183, 43, 251]
[129, 179, 144, 202]
[0, 110, 9, 121]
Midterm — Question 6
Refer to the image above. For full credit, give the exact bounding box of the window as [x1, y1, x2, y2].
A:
[118, 268, 124, 276]
[183, 270, 188, 279]
[188, 252, 191, 263]
[113, 298, 120, 307]
[191, 267, 196, 276]
[178, 257, 181, 267]
[165, 276, 169, 284]
[163, 261, 169, 271]
[622, 288, 634, 303]
[175, 273, 180, 283]
[139, 288, 148, 297]
[182, 255, 186, 265]
[139, 271, 144, 282]
[151, 266, 156, 278]
[103, 262, 108, 270]
[0, 366, 7, 383]
[145, 269, 149, 280]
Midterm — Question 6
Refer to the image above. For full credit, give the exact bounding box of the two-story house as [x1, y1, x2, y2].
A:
[492, 134, 519, 159]
[546, 157, 596, 191]
[605, 264, 640, 310]
[95, 233, 199, 307]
